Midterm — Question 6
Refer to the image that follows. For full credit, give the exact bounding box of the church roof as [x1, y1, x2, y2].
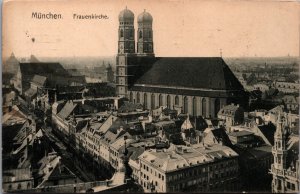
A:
[31, 75, 47, 87]
[131, 57, 244, 94]
[138, 11, 153, 23]
[19, 62, 69, 77]
[119, 8, 134, 21]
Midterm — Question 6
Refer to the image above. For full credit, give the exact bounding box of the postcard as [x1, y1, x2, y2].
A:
[2, 0, 299, 193]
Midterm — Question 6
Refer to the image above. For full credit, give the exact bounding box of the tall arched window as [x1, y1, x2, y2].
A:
[151, 94, 156, 109]
[130, 30, 133, 38]
[129, 92, 133, 102]
[144, 93, 148, 109]
[120, 29, 124, 38]
[175, 96, 179, 105]
[193, 97, 197, 116]
[183, 96, 188, 114]
[167, 95, 171, 108]
[214, 98, 220, 118]
[149, 44, 152, 52]
[139, 31, 143, 38]
[159, 94, 163, 107]
[202, 98, 207, 117]
[137, 92, 140, 103]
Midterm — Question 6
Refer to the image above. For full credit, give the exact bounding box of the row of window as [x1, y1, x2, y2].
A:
[119, 22, 133, 25]
[141, 163, 165, 181]
[7, 182, 31, 190]
[130, 92, 221, 116]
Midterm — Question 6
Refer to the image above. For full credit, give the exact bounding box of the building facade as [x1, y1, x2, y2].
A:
[138, 144, 240, 192]
[115, 8, 248, 118]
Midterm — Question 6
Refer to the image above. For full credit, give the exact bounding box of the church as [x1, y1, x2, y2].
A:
[116, 8, 248, 118]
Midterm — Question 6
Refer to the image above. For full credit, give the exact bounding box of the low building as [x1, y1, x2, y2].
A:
[217, 104, 244, 129]
[3, 168, 34, 192]
[138, 144, 240, 192]
[282, 95, 299, 113]
[228, 131, 255, 145]
[274, 81, 299, 94]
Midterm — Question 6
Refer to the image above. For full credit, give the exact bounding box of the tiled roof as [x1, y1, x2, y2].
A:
[57, 101, 77, 120]
[31, 75, 47, 87]
[228, 130, 254, 137]
[218, 104, 241, 116]
[19, 62, 69, 76]
[257, 123, 276, 146]
[118, 101, 143, 113]
[139, 144, 238, 173]
[24, 88, 37, 98]
[131, 57, 244, 91]
[129, 147, 145, 160]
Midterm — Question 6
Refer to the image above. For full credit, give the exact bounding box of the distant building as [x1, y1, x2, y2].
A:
[217, 104, 244, 129]
[274, 81, 299, 94]
[3, 168, 34, 192]
[14, 62, 85, 95]
[282, 95, 299, 113]
[3, 52, 19, 74]
[35, 153, 78, 188]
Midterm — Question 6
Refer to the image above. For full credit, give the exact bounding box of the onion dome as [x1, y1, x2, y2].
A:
[119, 7, 134, 22]
[138, 10, 153, 23]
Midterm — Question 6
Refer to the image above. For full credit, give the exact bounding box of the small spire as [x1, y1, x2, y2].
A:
[126, 6, 127, 9]
[144, 9, 146, 12]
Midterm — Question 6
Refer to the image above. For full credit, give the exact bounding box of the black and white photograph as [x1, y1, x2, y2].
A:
[2, 0, 299, 193]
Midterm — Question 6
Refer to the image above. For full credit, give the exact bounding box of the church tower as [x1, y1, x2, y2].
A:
[271, 113, 288, 193]
[137, 10, 154, 56]
[116, 7, 136, 97]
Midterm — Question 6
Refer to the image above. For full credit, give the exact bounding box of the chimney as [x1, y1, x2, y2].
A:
[118, 126, 123, 134]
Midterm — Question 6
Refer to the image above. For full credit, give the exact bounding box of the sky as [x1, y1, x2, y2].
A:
[2, 0, 300, 58]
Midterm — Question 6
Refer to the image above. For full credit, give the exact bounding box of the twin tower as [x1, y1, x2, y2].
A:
[118, 7, 154, 56]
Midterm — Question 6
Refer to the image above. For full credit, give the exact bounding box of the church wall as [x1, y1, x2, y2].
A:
[128, 90, 230, 118]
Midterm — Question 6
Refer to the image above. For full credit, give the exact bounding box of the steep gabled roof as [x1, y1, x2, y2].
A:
[257, 123, 276, 146]
[133, 57, 243, 91]
[19, 62, 70, 76]
[31, 75, 47, 87]
[57, 101, 77, 120]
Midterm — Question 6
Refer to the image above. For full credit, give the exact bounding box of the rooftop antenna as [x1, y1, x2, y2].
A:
[220, 49, 223, 57]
